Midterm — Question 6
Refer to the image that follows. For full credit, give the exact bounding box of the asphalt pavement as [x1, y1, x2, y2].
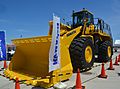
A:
[0, 50, 120, 89]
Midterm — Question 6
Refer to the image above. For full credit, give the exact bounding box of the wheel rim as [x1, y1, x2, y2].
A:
[85, 46, 92, 63]
[108, 46, 111, 57]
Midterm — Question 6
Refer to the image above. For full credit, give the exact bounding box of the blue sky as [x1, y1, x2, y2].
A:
[0, 0, 120, 43]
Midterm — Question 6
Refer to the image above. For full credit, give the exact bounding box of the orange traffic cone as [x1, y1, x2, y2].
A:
[118, 54, 120, 62]
[2, 60, 7, 69]
[114, 56, 119, 65]
[15, 78, 20, 89]
[76, 68, 85, 89]
[107, 59, 114, 70]
[98, 63, 107, 78]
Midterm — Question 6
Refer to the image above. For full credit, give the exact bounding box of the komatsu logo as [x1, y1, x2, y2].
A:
[53, 23, 60, 65]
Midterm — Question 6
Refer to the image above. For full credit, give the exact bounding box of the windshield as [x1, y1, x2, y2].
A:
[73, 13, 84, 26]
[72, 11, 94, 28]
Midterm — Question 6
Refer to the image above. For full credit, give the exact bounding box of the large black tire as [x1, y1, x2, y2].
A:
[98, 41, 112, 62]
[69, 38, 95, 72]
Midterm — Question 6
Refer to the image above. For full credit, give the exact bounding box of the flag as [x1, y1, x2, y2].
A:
[0, 31, 6, 60]
[49, 15, 60, 72]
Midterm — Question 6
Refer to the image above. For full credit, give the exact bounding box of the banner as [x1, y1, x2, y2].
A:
[49, 15, 60, 72]
[0, 31, 6, 60]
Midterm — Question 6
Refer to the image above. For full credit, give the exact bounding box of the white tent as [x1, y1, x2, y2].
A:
[115, 40, 120, 45]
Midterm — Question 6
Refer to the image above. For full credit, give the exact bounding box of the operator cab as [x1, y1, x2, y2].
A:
[72, 8, 94, 28]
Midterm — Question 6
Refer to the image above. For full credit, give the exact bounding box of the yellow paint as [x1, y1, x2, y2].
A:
[4, 27, 79, 87]
[108, 46, 111, 57]
[85, 46, 92, 63]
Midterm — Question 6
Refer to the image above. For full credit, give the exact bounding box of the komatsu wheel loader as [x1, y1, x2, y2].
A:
[4, 8, 113, 88]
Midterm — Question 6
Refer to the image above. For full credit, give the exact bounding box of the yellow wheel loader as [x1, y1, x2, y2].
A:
[4, 8, 113, 88]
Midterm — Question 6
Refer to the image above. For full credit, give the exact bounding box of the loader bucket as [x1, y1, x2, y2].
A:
[4, 36, 73, 88]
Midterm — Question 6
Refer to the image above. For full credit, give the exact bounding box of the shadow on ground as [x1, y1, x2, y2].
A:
[31, 87, 46, 89]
